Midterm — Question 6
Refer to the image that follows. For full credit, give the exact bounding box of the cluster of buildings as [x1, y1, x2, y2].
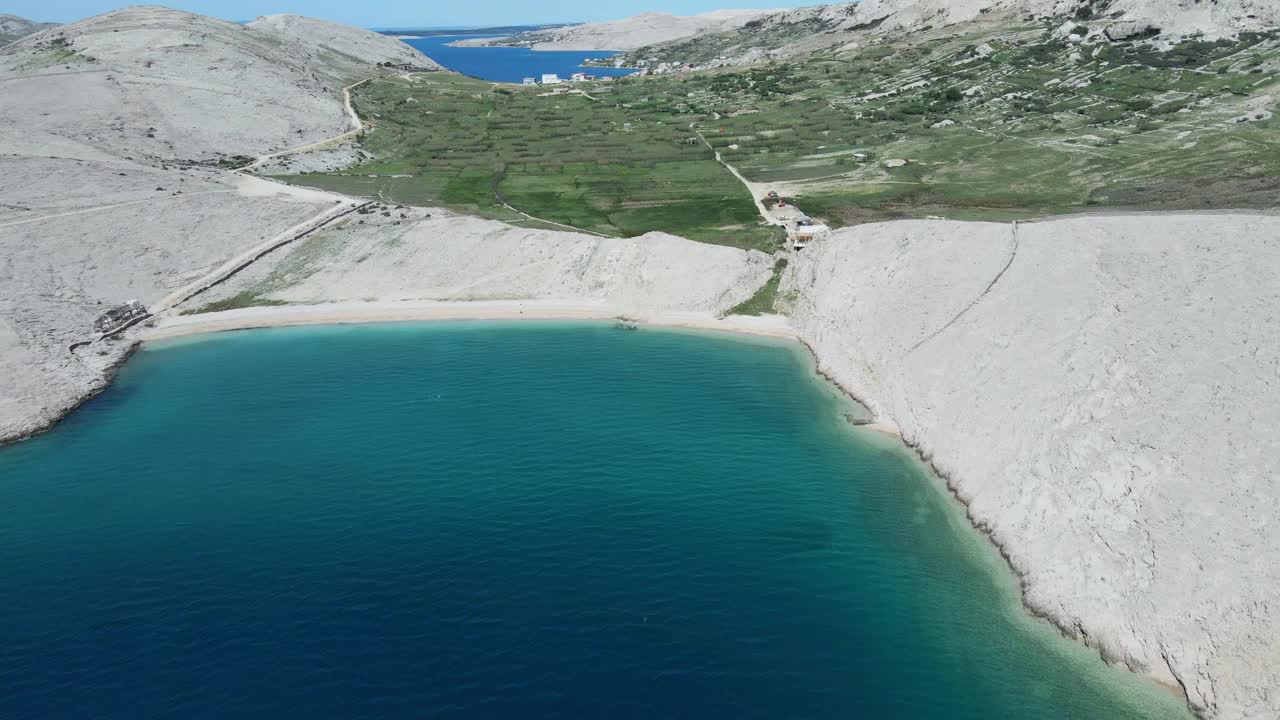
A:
[631, 59, 694, 76]
[764, 191, 830, 250]
[92, 300, 148, 335]
[521, 72, 613, 86]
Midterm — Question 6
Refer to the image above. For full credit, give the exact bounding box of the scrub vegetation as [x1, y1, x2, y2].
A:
[727, 258, 788, 316]
[279, 22, 1279, 239]
[663, 25, 1280, 226]
[14, 37, 95, 71]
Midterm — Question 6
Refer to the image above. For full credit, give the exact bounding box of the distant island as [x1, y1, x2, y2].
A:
[376, 23, 572, 38]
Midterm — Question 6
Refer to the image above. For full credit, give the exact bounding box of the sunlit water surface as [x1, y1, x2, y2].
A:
[0, 323, 1190, 719]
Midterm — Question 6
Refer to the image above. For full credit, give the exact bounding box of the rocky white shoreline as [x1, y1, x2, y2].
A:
[783, 214, 1280, 720]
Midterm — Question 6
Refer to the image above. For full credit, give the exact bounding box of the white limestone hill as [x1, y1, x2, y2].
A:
[776, 0, 1280, 39]
[454, 9, 778, 51]
[0, 13, 58, 44]
[0, 5, 438, 161]
[784, 214, 1280, 720]
[624, 0, 1280, 66]
[247, 14, 441, 70]
[0, 6, 445, 444]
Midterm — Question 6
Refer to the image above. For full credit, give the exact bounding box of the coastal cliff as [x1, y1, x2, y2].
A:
[781, 215, 1280, 719]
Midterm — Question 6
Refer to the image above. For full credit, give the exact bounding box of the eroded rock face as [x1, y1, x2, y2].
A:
[782, 215, 1280, 719]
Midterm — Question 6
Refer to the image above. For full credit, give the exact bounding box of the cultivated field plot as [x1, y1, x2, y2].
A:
[660, 25, 1280, 225]
[278, 23, 1278, 236]
[278, 73, 781, 250]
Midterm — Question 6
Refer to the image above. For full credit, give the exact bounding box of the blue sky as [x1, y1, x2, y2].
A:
[17, 1, 792, 27]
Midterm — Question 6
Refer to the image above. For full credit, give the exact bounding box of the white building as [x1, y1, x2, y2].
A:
[571, 72, 588, 82]
[522, 77, 536, 86]
[541, 73, 562, 85]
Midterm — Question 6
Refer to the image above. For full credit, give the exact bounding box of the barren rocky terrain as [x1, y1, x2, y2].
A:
[0, 6, 438, 442]
[178, 207, 773, 313]
[783, 214, 1280, 720]
[619, 0, 1280, 67]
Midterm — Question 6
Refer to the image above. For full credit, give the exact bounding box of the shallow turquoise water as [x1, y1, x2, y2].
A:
[0, 322, 1188, 719]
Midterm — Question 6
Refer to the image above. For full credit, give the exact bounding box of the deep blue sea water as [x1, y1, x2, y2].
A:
[401, 35, 636, 84]
[0, 323, 1188, 719]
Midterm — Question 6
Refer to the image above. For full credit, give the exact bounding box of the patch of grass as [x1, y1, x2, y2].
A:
[15, 43, 84, 71]
[728, 258, 788, 316]
[215, 155, 255, 169]
[182, 292, 287, 315]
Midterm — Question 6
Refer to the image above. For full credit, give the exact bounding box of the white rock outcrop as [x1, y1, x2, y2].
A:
[767, 0, 1280, 39]
[634, 0, 1280, 67]
[0, 6, 437, 161]
[248, 14, 442, 70]
[782, 215, 1280, 720]
[183, 208, 775, 315]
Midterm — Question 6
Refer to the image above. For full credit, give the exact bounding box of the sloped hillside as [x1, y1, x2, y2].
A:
[0, 13, 57, 45]
[248, 14, 441, 70]
[0, 6, 441, 444]
[0, 6, 437, 161]
[784, 214, 1280, 720]
[619, 0, 1280, 67]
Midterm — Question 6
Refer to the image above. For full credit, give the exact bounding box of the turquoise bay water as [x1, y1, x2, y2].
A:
[0, 323, 1188, 719]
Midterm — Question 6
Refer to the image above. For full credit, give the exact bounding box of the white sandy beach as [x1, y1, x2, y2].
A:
[142, 300, 798, 342]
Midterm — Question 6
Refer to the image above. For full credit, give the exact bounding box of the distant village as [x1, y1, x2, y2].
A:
[522, 55, 696, 90]
[582, 56, 695, 76]
[521, 71, 614, 87]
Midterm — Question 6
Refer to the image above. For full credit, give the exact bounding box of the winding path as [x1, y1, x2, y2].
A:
[149, 200, 368, 315]
[240, 78, 373, 172]
[906, 221, 1020, 354]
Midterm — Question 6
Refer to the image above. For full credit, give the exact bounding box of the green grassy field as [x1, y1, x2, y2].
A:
[677, 28, 1280, 226]
[278, 73, 782, 250]
[277, 22, 1278, 242]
